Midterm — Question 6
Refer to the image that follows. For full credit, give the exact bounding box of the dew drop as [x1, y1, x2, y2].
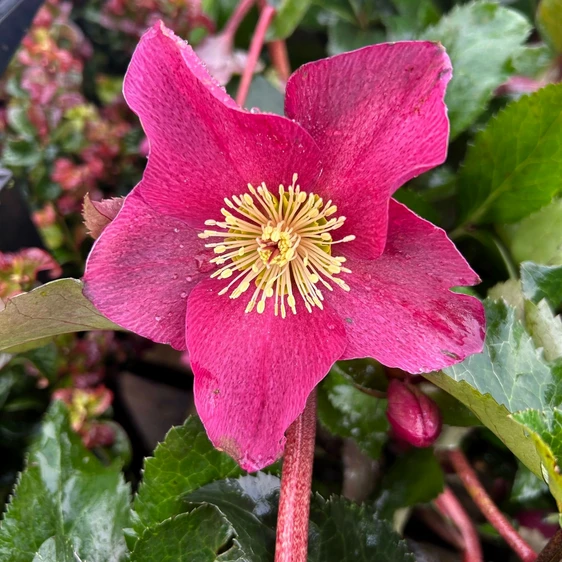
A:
[180, 292, 187, 298]
[171, 273, 178, 280]
[186, 275, 193, 282]
[179, 244, 184, 249]
[250, 107, 260, 114]
[173, 228, 179, 233]
[155, 316, 161, 322]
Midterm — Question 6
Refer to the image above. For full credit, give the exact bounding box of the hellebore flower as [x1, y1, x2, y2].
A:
[83, 22, 485, 471]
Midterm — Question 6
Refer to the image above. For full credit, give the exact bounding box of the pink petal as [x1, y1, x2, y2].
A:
[124, 22, 322, 227]
[327, 200, 485, 373]
[285, 42, 452, 259]
[185, 278, 347, 471]
[83, 192, 212, 350]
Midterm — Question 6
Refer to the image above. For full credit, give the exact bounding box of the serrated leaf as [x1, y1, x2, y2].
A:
[538, 0, 562, 53]
[374, 448, 444, 519]
[521, 262, 562, 308]
[267, 0, 313, 40]
[457, 84, 562, 227]
[512, 408, 562, 510]
[525, 299, 562, 361]
[0, 279, 120, 353]
[130, 416, 243, 544]
[308, 497, 415, 561]
[186, 473, 279, 560]
[0, 401, 130, 562]
[425, 299, 562, 478]
[130, 505, 236, 562]
[422, 1, 531, 139]
[499, 199, 562, 266]
[317, 367, 388, 459]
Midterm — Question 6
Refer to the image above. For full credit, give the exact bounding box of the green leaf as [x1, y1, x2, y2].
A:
[6, 106, 36, 138]
[2, 139, 41, 167]
[308, 497, 415, 561]
[0, 279, 120, 353]
[130, 416, 243, 544]
[186, 473, 279, 560]
[0, 401, 131, 562]
[498, 199, 562, 266]
[393, 188, 441, 225]
[317, 367, 389, 459]
[130, 505, 236, 562]
[374, 448, 444, 519]
[425, 299, 559, 478]
[422, 1, 531, 139]
[244, 76, 284, 115]
[457, 84, 562, 227]
[538, 0, 562, 53]
[510, 461, 550, 506]
[327, 19, 384, 55]
[383, 0, 441, 40]
[521, 262, 562, 308]
[267, 0, 313, 40]
[509, 44, 554, 78]
[32, 537, 83, 562]
[524, 299, 562, 361]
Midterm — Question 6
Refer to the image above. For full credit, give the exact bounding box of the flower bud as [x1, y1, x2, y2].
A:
[386, 379, 442, 447]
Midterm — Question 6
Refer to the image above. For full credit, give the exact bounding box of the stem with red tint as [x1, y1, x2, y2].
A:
[448, 449, 537, 562]
[268, 39, 291, 85]
[434, 486, 483, 562]
[275, 391, 317, 562]
[236, 4, 276, 106]
[537, 528, 562, 562]
[223, 0, 255, 42]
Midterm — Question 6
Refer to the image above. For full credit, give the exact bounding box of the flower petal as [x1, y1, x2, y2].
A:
[124, 22, 322, 226]
[327, 200, 485, 373]
[185, 278, 347, 471]
[285, 42, 452, 259]
[83, 192, 211, 350]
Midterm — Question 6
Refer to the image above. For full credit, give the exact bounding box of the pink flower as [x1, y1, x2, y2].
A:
[84, 22, 485, 471]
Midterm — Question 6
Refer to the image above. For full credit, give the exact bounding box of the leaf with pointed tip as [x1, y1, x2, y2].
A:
[457, 84, 562, 227]
[0, 401, 130, 562]
[521, 262, 562, 308]
[130, 505, 236, 562]
[187, 473, 279, 561]
[422, 1, 531, 139]
[130, 417, 243, 545]
[0, 279, 120, 353]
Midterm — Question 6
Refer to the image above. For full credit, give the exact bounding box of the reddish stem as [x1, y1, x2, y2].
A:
[275, 391, 317, 562]
[223, 0, 255, 42]
[236, 4, 276, 106]
[434, 486, 484, 562]
[448, 449, 537, 562]
[268, 39, 291, 85]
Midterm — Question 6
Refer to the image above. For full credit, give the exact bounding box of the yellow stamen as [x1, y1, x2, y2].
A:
[201, 174, 354, 317]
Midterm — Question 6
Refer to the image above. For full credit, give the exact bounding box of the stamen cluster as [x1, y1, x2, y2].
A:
[199, 174, 355, 317]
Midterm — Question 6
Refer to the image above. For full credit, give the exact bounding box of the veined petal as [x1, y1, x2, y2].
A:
[326, 200, 485, 373]
[83, 192, 210, 350]
[285, 42, 452, 259]
[185, 278, 347, 471]
[124, 22, 322, 226]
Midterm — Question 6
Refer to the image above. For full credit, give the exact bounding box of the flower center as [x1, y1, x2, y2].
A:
[199, 174, 354, 318]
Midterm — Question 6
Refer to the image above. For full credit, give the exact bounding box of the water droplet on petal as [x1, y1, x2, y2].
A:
[180, 292, 187, 298]
[171, 273, 178, 280]
[155, 316, 161, 322]
[250, 107, 260, 114]
[186, 276, 193, 282]
[174, 228, 179, 233]
[179, 244, 184, 249]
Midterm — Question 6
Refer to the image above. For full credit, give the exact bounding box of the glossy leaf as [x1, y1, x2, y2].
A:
[422, 1, 530, 139]
[317, 367, 389, 459]
[130, 505, 235, 562]
[187, 473, 279, 560]
[457, 84, 562, 227]
[308, 497, 415, 561]
[0, 279, 120, 353]
[130, 416, 243, 543]
[374, 448, 444, 519]
[0, 401, 130, 562]
[521, 262, 562, 308]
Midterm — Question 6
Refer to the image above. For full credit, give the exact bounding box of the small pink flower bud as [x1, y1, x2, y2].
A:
[386, 379, 442, 447]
